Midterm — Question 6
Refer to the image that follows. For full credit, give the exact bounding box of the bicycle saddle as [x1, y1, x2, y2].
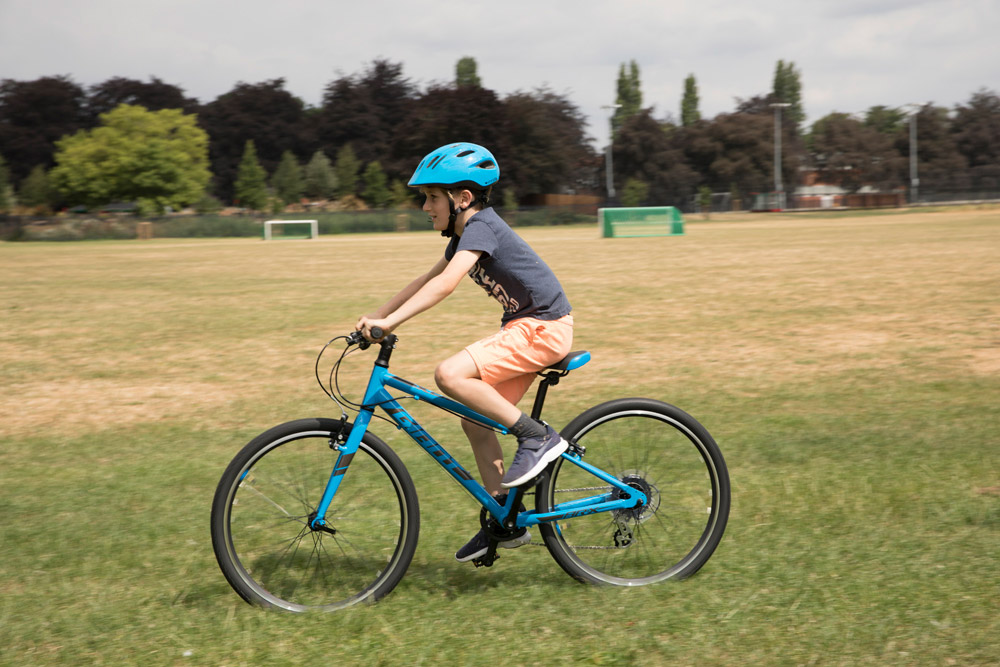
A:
[546, 350, 591, 372]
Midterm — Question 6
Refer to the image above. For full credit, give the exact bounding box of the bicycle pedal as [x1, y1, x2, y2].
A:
[472, 553, 498, 568]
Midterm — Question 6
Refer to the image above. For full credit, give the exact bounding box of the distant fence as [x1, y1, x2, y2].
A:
[688, 189, 1000, 214]
[0, 206, 595, 242]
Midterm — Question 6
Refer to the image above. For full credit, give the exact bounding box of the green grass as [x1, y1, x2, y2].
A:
[1, 208, 999, 665]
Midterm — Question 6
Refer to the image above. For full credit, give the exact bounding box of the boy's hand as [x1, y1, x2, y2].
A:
[356, 316, 392, 341]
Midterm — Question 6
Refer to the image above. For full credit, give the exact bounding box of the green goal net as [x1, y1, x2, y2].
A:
[599, 207, 684, 238]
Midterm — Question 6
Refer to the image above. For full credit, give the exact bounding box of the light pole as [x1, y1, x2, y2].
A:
[770, 102, 791, 210]
[906, 104, 920, 204]
[601, 104, 622, 203]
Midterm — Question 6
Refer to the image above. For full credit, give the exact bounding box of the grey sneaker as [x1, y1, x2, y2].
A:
[454, 528, 531, 562]
[501, 425, 569, 488]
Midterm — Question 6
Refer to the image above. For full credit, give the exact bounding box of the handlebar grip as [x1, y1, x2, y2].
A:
[370, 325, 384, 340]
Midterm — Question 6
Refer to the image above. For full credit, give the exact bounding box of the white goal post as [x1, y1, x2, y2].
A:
[263, 219, 318, 240]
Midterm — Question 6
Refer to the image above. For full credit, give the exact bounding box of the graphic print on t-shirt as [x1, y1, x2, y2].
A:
[468, 261, 520, 314]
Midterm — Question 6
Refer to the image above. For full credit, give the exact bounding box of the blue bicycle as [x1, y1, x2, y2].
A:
[211, 329, 730, 612]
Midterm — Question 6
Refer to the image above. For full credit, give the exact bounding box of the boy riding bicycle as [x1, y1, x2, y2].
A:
[356, 142, 574, 562]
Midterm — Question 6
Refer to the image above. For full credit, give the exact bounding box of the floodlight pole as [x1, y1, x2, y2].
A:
[907, 105, 920, 204]
[602, 104, 622, 203]
[770, 103, 791, 209]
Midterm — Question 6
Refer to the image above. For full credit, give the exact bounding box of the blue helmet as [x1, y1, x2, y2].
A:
[408, 142, 500, 189]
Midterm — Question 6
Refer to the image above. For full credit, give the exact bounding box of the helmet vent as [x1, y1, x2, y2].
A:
[476, 160, 496, 170]
[456, 149, 475, 157]
[427, 155, 445, 169]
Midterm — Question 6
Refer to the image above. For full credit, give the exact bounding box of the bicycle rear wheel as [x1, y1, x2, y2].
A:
[211, 418, 419, 611]
[538, 398, 729, 586]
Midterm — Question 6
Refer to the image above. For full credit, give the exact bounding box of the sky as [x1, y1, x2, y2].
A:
[2, 0, 998, 150]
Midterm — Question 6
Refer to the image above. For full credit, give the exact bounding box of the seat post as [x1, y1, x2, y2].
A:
[530, 372, 560, 421]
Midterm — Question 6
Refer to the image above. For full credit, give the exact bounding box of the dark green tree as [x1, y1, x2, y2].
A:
[318, 60, 416, 177]
[864, 105, 906, 136]
[502, 87, 594, 198]
[681, 110, 785, 196]
[362, 161, 390, 208]
[87, 76, 198, 121]
[772, 60, 805, 127]
[613, 110, 698, 205]
[952, 89, 1000, 190]
[681, 74, 701, 127]
[897, 104, 967, 193]
[271, 150, 304, 205]
[0, 153, 9, 210]
[613, 60, 642, 136]
[334, 144, 361, 198]
[303, 150, 337, 199]
[393, 84, 512, 191]
[0, 76, 89, 183]
[620, 177, 649, 207]
[456, 57, 482, 88]
[198, 79, 309, 202]
[18, 164, 54, 209]
[234, 140, 269, 211]
[809, 112, 900, 192]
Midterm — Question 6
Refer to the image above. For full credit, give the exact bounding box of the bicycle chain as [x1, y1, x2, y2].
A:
[524, 485, 624, 550]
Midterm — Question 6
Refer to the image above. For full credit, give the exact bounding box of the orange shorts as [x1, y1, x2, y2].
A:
[465, 314, 574, 405]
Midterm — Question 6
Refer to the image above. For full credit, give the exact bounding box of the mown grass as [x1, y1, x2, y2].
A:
[1, 208, 998, 665]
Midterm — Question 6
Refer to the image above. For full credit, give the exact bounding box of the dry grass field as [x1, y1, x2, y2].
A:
[1, 206, 998, 664]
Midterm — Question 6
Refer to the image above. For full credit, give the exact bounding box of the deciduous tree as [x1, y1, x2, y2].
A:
[0, 76, 89, 183]
[809, 113, 900, 192]
[87, 76, 198, 121]
[199, 79, 309, 202]
[318, 60, 416, 177]
[502, 87, 594, 198]
[864, 105, 906, 136]
[613, 110, 697, 206]
[952, 89, 1000, 190]
[50, 104, 210, 212]
[0, 153, 10, 211]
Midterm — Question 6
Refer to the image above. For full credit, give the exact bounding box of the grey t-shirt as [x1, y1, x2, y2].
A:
[445, 207, 572, 325]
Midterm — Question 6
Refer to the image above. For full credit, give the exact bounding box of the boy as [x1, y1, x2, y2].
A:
[356, 142, 574, 562]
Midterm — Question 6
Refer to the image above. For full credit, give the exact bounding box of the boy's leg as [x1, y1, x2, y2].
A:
[461, 419, 504, 496]
[435, 350, 523, 428]
[459, 372, 537, 496]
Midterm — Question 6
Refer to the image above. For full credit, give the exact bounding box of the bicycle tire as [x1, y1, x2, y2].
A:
[537, 398, 729, 586]
[210, 418, 419, 612]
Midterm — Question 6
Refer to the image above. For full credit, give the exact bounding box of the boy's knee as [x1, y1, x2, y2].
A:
[434, 361, 459, 394]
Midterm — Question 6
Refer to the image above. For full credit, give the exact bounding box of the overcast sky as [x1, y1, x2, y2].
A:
[2, 0, 998, 150]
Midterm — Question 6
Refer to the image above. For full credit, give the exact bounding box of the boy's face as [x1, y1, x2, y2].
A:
[421, 187, 452, 233]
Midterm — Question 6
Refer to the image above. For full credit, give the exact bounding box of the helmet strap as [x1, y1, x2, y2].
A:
[441, 187, 492, 238]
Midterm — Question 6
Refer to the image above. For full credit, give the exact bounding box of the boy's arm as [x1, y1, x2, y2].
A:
[358, 250, 481, 338]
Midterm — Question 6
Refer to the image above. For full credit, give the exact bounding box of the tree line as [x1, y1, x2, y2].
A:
[1, 58, 998, 216]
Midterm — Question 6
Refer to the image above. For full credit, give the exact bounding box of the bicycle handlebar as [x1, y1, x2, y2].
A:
[347, 325, 386, 350]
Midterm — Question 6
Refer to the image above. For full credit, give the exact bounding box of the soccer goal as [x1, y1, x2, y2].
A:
[599, 207, 685, 238]
[263, 219, 318, 240]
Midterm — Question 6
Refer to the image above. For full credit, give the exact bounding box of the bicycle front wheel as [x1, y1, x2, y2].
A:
[211, 418, 419, 611]
[538, 398, 729, 586]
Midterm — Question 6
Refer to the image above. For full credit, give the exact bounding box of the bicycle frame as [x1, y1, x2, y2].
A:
[309, 343, 647, 532]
